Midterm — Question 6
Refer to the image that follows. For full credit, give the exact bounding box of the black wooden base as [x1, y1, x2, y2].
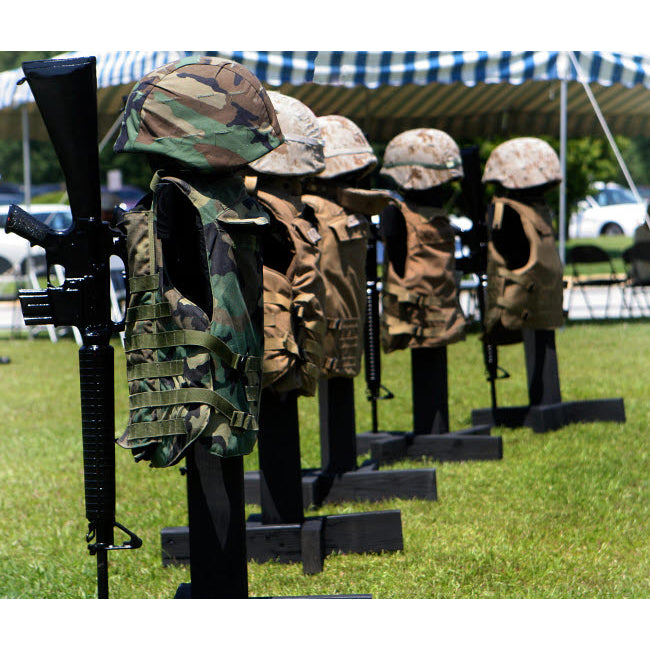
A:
[471, 398, 626, 433]
[243, 463, 437, 507]
[162, 509, 403, 576]
[173, 583, 372, 599]
[355, 426, 503, 465]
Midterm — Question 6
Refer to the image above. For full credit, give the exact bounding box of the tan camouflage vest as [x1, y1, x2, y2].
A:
[117, 172, 267, 467]
[485, 196, 564, 334]
[254, 183, 326, 396]
[381, 199, 466, 351]
[301, 188, 370, 378]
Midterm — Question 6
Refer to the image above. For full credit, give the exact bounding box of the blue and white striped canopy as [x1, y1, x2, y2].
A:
[2, 50, 650, 141]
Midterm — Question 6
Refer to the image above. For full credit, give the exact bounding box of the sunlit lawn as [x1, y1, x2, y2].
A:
[0, 317, 648, 599]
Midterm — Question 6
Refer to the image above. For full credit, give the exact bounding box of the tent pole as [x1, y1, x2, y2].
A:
[567, 51, 643, 206]
[559, 77, 567, 264]
[21, 105, 31, 208]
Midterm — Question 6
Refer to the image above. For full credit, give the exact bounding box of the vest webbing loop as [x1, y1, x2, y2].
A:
[129, 274, 159, 293]
[129, 387, 258, 431]
[327, 317, 359, 331]
[265, 292, 293, 311]
[127, 360, 184, 381]
[383, 283, 437, 307]
[383, 314, 446, 337]
[125, 329, 261, 373]
[126, 418, 187, 441]
[265, 335, 301, 357]
[126, 301, 172, 323]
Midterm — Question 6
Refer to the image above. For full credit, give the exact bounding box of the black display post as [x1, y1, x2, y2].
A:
[164, 388, 404, 576]
[471, 329, 625, 431]
[356, 346, 503, 464]
[243, 376, 438, 506]
[307, 376, 438, 504]
[169, 444, 248, 599]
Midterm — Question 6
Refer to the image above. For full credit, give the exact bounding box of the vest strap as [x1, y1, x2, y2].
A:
[265, 292, 293, 311]
[383, 313, 446, 337]
[127, 360, 184, 381]
[126, 301, 172, 323]
[126, 329, 261, 373]
[130, 387, 258, 431]
[497, 268, 535, 291]
[126, 418, 187, 441]
[129, 274, 159, 293]
[496, 296, 529, 321]
[265, 335, 301, 357]
[383, 283, 437, 307]
[327, 317, 359, 331]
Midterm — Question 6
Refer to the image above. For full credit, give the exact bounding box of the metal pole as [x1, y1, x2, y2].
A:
[21, 105, 31, 208]
[559, 53, 568, 265]
[559, 76, 567, 265]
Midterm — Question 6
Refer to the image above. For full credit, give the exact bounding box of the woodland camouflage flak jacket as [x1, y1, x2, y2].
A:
[114, 55, 283, 172]
[117, 172, 269, 467]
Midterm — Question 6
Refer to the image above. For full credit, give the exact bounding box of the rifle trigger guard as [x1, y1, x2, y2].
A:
[86, 521, 143, 555]
[487, 366, 510, 381]
[379, 384, 395, 400]
[367, 384, 394, 402]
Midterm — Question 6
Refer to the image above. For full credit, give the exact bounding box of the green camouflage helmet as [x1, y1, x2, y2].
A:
[114, 55, 284, 171]
[482, 137, 562, 189]
[249, 91, 325, 176]
[380, 128, 464, 190]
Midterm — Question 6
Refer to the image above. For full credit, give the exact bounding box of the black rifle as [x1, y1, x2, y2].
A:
[6, 56, 140, 599]
[336, 188, 394, 433]
[364, 213, 394, 432]
[457, 146, 508, 413]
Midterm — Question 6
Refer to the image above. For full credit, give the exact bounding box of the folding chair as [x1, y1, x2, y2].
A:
[0, 254, 18, 301]
[565, 244, 628, 319]
[622, 241, 650, 316]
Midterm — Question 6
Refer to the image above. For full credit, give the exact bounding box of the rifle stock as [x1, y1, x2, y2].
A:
[6, 56, 140, 599]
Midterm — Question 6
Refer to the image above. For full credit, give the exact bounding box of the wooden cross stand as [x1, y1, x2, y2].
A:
[245, 378, 438, 507]
[164, 388, 404, 580]
[471, 329, 626, 432]
[356, 346, 503, 465]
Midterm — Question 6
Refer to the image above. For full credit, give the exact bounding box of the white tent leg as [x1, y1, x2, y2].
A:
[559, 75, 568, 265]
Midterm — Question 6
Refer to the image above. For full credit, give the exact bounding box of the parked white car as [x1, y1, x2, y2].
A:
[569, 184, 648, 238]
[0, 203, 72, 271]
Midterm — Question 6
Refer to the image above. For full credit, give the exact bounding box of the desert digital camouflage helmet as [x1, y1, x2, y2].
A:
[380, 128, 464, 190]
[114, 55, 283, 172]
[482, 137, 562, 189]
[316, 115, 377, 179]
[248, 91, 325, 176]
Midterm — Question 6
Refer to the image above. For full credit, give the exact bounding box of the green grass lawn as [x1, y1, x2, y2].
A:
[0, 319, 648, 599]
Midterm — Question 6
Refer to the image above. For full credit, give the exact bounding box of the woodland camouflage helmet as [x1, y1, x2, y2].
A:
[249, 91, 325, 176]
[482, 137, 562, 189]
[316, 115, 377, 179]
[114, 55, 283, 172]
[380, 128, 464, 190]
